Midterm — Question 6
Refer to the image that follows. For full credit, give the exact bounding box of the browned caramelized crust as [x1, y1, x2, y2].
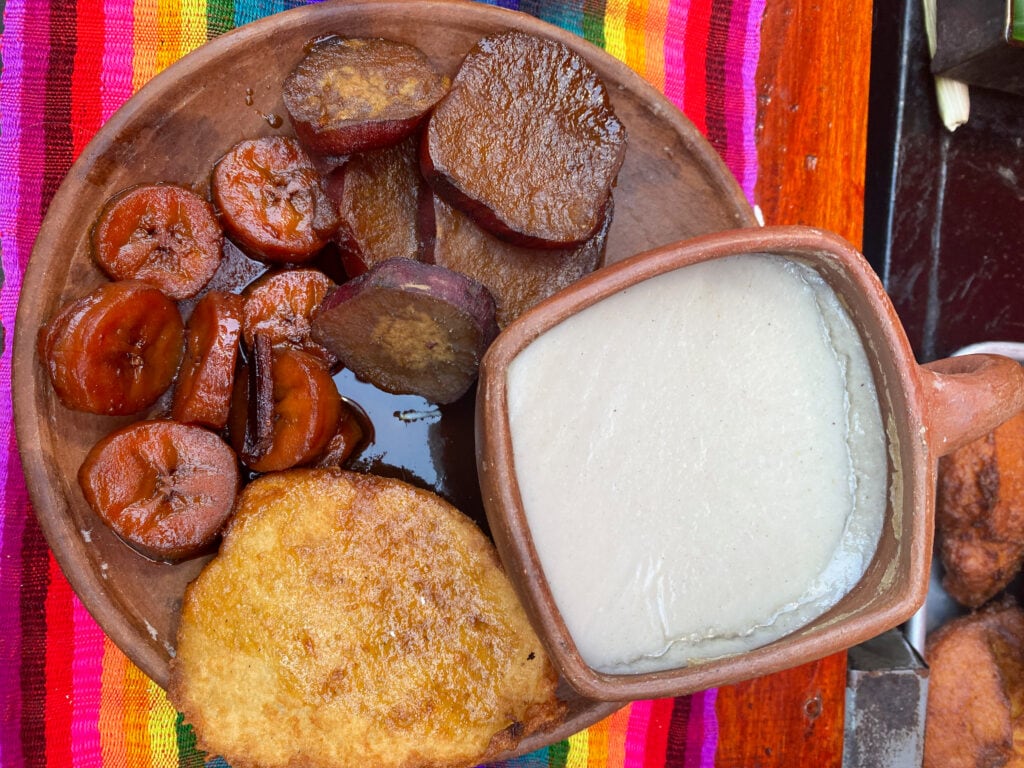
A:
[168, 469, 563, 768]
[936, 411, 1024, 608]
[924, 600, 1024, 768]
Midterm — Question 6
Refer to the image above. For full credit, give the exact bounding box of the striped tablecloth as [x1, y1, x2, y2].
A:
[0, 0, 764, 764]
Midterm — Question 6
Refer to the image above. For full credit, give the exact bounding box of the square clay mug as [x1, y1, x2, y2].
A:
[476, 225, 1024, 701]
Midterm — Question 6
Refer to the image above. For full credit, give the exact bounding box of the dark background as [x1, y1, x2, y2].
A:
[865, 0, 1024, 363]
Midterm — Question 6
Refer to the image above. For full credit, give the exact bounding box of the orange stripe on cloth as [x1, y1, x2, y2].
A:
[131, 0, 159, 91]
[604, 704, 633, 766]
[99, 638, 129, 765]
[122, 652, 156, 765]
[584, 712, 610, 767]
[623, 0, 647, 77]
[643, 0, 669, 91]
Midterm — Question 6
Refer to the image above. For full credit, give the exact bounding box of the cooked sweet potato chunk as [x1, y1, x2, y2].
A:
[422, 30, 626, 248]
[325, 136, 431, 278]
[428, 193, 608, 327]
[311, 258, 498, 404]
[283, 36, 448, 158]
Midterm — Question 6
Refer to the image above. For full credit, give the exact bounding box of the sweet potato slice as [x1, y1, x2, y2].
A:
[325, 136, 432, 278]
[428, 193, 609, 327]
[311, 259, 498, 404]
[283, 36, 448, 158]
[422, 30, 626, 249]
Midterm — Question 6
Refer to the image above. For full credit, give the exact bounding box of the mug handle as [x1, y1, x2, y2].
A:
[919, 354, 1024, 457]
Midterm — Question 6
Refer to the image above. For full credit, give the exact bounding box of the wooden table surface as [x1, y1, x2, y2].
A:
[715, 1, 873, 764]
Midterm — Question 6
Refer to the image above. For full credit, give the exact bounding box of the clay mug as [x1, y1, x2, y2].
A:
[476, 224, 1024, 701]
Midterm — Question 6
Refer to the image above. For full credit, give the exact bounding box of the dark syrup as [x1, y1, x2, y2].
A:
[333, 367, 486, 535]
[205, 240, 486, 533]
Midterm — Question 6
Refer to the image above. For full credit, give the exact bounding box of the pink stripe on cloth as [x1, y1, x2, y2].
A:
[623, 700, 654, 768]
[0, 0, 50, 762]
[102, 0, 137, 118]
[71, 597, 105, 765]
[724, 0, 763, 203]
[662, 0, 689, 111]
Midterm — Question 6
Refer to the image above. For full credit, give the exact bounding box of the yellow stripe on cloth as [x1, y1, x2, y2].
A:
[180, 0, 209, 56]
[566, 726, 591, 768]
[155, 0, 182, 73]
[148, 675, 182, 763]
[602, 0, 628, 65]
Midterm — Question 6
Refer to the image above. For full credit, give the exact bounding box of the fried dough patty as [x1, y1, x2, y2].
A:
[924, 600, 1024, 768]
[936, 411, 1024, 608]
[168, 469, 563, 768]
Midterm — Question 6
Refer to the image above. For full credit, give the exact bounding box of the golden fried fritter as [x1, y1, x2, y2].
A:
[936, 411, 1024, 608]
[924, 600, 1024, 768]
[167, 469, 564, 768]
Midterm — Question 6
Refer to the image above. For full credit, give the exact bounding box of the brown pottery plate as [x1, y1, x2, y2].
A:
[12, 0, 754, 758]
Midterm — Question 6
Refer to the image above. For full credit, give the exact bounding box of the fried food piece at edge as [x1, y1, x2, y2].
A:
[924, 600, 1024, 768]
[168, 468, 564, 768]
[936, 411, 1024, 608]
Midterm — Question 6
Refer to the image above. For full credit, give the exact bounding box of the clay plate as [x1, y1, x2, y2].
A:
[12, 0, 754, 756]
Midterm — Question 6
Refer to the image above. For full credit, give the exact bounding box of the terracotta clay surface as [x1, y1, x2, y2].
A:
[476, 225, 1024, 701]
[12, 0, 754, 758]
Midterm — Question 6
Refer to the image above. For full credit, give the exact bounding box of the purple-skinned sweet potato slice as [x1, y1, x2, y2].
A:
[283, 36, 449, 158]
[422, 30, 626, 249]
[324, 136, 433, 278]
[427, 193, 610, 327]
[311, 259, 498, 404]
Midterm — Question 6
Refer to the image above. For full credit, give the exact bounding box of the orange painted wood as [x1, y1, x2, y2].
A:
[712, 0, 875, 763]
[754, 0, 873, 248]
[715, 651, 848, 767]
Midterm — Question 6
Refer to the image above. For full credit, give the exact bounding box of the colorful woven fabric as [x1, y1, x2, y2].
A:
[0, 0, 762, 764]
